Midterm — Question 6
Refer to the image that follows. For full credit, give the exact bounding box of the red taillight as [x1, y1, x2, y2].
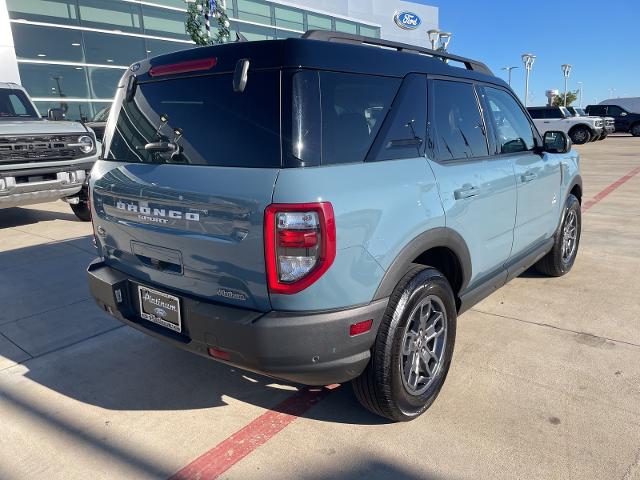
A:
[350, 319, 373, 336]
[265, 202, 336, 295]
[149, 57, 217, 77]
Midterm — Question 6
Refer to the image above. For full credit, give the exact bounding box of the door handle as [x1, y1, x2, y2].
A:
[454, 185, 480, 200]
[521, 171, 537, 183]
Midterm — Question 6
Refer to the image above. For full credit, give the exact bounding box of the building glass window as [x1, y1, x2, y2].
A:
[359, 25, 380, 38]
[142, 6, 189, 40]
[12, 24, 84, 63]
[88, 67, 125, 98]
[78, 0, 142, 33]
[34, 100, 94, 122]
[236, 0, 271, 25]
[306, 13, 332, 31]
[275, 30, 301, 39]
[145, 39, 193, 59]
[83, 31, 146, 66]
[335, 20, 357, 34]
[143, 0, 185, 8]
[237, 23, 276, 41]
[274, 6, 303, 31]
[19, 63, 89, 99]
[7, 0, 78, 25]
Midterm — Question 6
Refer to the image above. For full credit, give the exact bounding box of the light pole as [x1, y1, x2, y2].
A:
[427, 29, 440, 50]
[577, 81, 583, 108]
[561, 64, 572, 107]
[521, 53, 536, 107]
[501, 66, 518, 86]
[438, 32, 452, 52]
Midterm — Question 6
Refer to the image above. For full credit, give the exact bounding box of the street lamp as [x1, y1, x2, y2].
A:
[561, 64, 572, 107]
[438, 31, 452, 52]
[577, 81, 583, 108]
[501, 66, 518, 86]
[521, 53, 536, 107]
[427, 29, 440, 50]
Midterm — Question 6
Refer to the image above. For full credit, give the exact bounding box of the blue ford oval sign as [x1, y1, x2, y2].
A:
[394, 11, 422, 30]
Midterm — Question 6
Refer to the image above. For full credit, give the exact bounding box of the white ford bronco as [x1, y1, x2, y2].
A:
[0, 82, 99, 220]
[527, 106, 603, 145]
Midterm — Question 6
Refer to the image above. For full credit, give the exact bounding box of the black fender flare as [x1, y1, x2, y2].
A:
[568, 174, 582, 202]
[372, 227, 472, 301]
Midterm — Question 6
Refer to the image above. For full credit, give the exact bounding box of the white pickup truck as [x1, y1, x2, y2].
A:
[527, 106, 603, 145]
[0, 82, 99, 220]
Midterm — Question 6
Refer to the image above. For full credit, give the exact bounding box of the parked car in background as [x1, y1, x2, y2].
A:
[597, 97, 640, 114]
[87, 32, 582, 422]
[567, 106, 614, 139]
[585, 103, 640, 136]
[0, 82, 99, 220]
[527, 106, 603, 144]
[84, 106, 110, 142]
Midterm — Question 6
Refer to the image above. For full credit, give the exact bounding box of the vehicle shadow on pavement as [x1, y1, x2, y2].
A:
[0, 236, 389, 426]
[0, 206, 80, 228]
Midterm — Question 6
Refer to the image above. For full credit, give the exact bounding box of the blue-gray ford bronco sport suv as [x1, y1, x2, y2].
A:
[87, 31, 582, 422]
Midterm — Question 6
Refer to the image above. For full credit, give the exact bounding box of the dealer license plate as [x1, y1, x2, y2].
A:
[137, 285, 182, 333]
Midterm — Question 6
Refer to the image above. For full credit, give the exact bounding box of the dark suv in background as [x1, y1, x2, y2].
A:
[585, 104, 640, 136]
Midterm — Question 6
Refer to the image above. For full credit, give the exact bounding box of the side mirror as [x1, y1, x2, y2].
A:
[543, 131, 571, 154]
[47, 108, 65, 121]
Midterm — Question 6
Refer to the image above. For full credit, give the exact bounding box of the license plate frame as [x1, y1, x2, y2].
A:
[137, 285, 182, 333]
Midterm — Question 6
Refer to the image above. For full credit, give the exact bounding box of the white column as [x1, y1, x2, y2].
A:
[0, 0, 20, 84]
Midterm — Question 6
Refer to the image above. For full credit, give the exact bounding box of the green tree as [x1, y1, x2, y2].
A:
[552, 90, 578, 107]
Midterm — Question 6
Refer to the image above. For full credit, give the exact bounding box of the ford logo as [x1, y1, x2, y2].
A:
[153, 307, 168, 319]
[394, 11, 422, 30]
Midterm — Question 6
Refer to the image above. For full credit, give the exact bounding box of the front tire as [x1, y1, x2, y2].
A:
[631, 124, 640, 137]
[535, 194, 581, 277]
[352, 266, 457, 422]
[570, 126, 591, 145]
[70, 201, 91, 221]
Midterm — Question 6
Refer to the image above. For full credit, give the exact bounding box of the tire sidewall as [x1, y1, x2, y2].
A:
[570, 127, 589, 144]
[387, 270, 457, 419]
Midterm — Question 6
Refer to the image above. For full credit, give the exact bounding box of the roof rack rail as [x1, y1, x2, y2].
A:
[302, 30, 493, 76]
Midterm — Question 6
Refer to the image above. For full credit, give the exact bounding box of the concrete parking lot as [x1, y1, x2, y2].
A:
[1, 137, 639, 480]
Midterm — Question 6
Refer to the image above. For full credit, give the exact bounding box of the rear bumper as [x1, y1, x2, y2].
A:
[87, 259, 388, 385]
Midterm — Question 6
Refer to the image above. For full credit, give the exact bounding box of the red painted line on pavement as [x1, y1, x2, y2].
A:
[169, 385, 338, 480]
[582, 165, 640, 212]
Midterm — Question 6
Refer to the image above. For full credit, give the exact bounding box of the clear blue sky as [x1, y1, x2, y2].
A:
[408, 0, 639, 106]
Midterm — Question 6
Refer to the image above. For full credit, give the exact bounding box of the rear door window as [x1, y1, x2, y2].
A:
[431, 80, 489, 161]
[105, 70, 281, 167]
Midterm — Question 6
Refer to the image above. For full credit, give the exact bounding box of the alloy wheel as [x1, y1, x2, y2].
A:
[561, 209, 578, 263]
[400, 295, 447, 396]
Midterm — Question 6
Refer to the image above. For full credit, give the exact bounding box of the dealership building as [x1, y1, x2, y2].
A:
[0, 0, 438, 121]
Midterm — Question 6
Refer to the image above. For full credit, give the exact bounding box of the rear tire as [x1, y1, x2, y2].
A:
[631, 124, 640, 137]
[70, 201, 91, 221]
[535, 194, 581, 277]
[352, 266, 457, 422]
[569, 126, 591, 145]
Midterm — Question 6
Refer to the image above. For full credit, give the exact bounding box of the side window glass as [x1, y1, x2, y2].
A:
[320, 72, 400, 165]
[368, 74, 426, 162]
[483, 87, 535, 154]
[432, 80, 488, 160]
[548, 109, 562, 119]
[607, 106, 624, 116]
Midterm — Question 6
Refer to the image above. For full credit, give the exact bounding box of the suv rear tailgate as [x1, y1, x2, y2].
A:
[92, 162, 278, 312]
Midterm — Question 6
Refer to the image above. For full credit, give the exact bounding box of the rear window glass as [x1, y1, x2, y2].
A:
[288, 71, 400, 166]
[105, 71, 281, 167]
